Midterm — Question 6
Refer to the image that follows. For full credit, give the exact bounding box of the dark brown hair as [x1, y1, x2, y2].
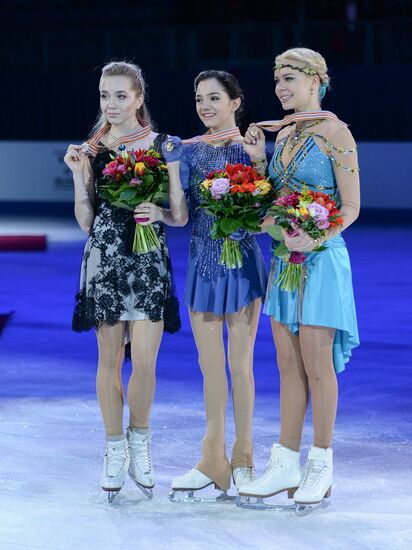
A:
[194, 70, 244, 124]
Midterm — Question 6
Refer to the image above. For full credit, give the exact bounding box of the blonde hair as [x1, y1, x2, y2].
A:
[90, 61, 153, 136]
[275, 47, 330, 88]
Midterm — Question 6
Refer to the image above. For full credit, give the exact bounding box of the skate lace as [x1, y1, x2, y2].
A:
[300, 459, 327, 490]
[237, 467, 255, 481]
[130, 435, 152, 475]
[105, 442, 127, 477]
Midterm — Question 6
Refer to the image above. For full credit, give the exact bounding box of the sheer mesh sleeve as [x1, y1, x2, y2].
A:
[328, 126, 360, 233]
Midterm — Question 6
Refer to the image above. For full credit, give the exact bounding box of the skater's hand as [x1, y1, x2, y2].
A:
[282, 223, 317, 252]
[161, 136, 184, 163]
[243, 124, 266, 160]
[64, 144, 87, 173]
[259, 215, 275, 232]
[134, 202, 164, 225]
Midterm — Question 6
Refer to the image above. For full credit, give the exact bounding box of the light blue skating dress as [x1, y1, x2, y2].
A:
[265, 135, 359, 373]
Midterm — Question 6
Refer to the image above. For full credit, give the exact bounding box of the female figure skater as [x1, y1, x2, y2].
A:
[169, 70, 268, 501]
[240, 48, 360, 513]
[64, 61, 187, 501]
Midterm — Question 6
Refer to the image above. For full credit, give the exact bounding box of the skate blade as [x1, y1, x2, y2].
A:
[236, 495, 296, 512]
[295, 499, 330, 516]
[169, 490, 235, 504]
[106, 490, 120, 504]
[134, 482, 154, 499]
[129, 472, 154, 499]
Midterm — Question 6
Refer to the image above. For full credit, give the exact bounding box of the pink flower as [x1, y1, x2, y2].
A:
[117, 165, 127, 174]
[317, 219, 330, 229]
[102, 160, 119, 176]
[275, 192, 300, 207]
[129, 178, 142, 187]
[211, 177, 230, 199]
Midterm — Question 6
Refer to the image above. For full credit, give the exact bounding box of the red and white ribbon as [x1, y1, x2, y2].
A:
[182, 127, 242, 145]
[82, 122, 151, 156]
[255, 110, 346, 132]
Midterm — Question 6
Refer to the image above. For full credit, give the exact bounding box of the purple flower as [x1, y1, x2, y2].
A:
[317, 219, 330, 229]
[210, 177, 230, 199]
[129, 178, 142, 187]
[308, 203, 329, 221]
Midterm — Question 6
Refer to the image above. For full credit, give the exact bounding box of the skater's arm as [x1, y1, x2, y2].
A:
[73, 162, 95, 234]
[161, 160, 188, 227]
[64, 145, 95, 235]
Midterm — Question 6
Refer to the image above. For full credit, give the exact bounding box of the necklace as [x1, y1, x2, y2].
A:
[288, 120, 321, 152]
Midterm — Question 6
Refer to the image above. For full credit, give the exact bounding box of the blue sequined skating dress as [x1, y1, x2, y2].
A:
[180, 142, 268, 314]
[265, 136, 359, 373]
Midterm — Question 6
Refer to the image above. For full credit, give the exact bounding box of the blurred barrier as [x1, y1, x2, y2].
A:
[0, 140, 411, 210]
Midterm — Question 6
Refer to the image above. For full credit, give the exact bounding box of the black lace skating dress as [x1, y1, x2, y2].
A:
[72, 135, 181, 334]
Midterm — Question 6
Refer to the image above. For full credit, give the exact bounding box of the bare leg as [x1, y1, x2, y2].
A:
[226, 299, 261, 469]
[271, 319, 309, 452]
[127, 319, 164, 429]
[189, 309, 231, 491]
[96, 323, 126, 437]
[299, 325, 337, 449]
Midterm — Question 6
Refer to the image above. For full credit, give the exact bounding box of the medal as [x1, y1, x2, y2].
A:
[165, 140, 175, 152]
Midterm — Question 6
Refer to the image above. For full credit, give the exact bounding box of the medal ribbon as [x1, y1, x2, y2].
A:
[255, 110, 346, 132]
[82, 122, 151, 156]
[182, 127, 242, 144]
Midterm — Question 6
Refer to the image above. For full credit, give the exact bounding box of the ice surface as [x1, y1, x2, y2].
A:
[0, 222, 411, 550]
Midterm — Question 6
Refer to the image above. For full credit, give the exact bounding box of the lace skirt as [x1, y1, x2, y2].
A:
[72, 204, 181, 334]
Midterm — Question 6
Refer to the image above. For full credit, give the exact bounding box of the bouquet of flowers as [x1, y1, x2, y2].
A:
[267, 187, 343, 291]
[100, 145, 168, 254]
[199, 163, 274, 268]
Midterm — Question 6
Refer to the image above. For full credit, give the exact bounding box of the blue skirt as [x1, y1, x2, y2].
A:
[184, 235, 268, 315]
[264, 235, 359, 373]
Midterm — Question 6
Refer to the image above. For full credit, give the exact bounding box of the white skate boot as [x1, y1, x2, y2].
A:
[100, 438, 130, 503]
[294, 446, 333, 516]
[127, 428, 155, 499]
[233, 466, 255, 488]
[236, 444, 301, 511]
[169, 468, 233, 503]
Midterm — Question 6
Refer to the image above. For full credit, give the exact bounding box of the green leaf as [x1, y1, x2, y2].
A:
[220, 218, 241, 235]
[111, 201, 133, 211]
[119, 188, 137, 201]
[274, 242, 289, 257]
[210, 224, 220, 240]
[266, 224, 284, 241]
[143, 175, 154, 186]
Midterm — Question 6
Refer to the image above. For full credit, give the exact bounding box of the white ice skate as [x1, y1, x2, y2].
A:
[127, 428, 155, 499]
[232, 466, 255, 488]
[100, 438, 130, 503]
[294, 446, 333, 516]
[169, 468, 234, 503]
[236, 444, 301, 512]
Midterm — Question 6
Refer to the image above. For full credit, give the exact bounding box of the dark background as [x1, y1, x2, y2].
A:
[1, 0, 412, 141]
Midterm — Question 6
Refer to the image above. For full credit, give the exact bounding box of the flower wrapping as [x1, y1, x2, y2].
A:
[100, 145, 168, 254]
[199, 163, 275, 269]
[268, 187, 344, 291]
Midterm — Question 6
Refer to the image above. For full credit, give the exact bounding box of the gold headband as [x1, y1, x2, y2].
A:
[274, 63, 318, 76]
